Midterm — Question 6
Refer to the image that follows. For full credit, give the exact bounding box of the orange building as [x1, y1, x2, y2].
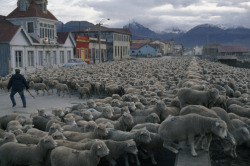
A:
[75, 34, 90, 64]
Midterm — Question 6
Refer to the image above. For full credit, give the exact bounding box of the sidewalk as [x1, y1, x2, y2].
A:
[0, 90, 85, 117]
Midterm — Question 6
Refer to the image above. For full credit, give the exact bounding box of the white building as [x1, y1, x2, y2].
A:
[0, 0, 75, 76]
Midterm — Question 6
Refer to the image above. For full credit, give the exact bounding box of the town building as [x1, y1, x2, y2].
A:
[202, 43, 248, 60]
[130, 42, 160, 57]
[72, 25, 132, 61]
[0, 0, 75, 76]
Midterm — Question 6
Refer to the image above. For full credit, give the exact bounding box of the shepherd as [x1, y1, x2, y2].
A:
[7, 69, 29, 108]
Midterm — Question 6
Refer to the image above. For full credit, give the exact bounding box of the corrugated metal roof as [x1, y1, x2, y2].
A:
[218, 46, 247, 53]
[0, 18, 20, 42]
[7, 0, 58, 21]
[76, 25, 132, 35]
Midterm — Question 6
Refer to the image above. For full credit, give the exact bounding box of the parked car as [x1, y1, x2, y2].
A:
[62, 58, 87, 67]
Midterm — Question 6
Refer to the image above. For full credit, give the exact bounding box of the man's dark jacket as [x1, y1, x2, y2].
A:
[7, 74, 29, 92]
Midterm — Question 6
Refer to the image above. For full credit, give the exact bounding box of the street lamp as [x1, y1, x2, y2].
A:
[97, 18, 110, 63]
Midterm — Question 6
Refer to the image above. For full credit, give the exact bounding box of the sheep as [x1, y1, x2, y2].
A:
[79, 139, 138, 166]
[87, 99, 97, 108]
[228, 113, 250, 126]
[0, 79, 8, 93]
[55, 139, 95, 150]
[0, 133, 17, 146]
[88, 107, 114, 120]
[177, 88, 219, 108]
[76, 84, 91, 99]
[95, 112, 134, 131]
[0, 114, 19, 130]
[27, 123, 63, 137]
[63, 123, 108, 142]
[158, 114, 227, 156]
[228, 104, 250, 118]
[106, 86, 125, 96]
[55, 82, 71, 97]
[32, 115, 51, 131]
[29, 81, 50, 96]
[106, 128, 151, 144]
[133, 131, 163, 165]
[132, 113, 160, 127]
[15, 115, 32, 126]
[131, 123, 160, 133]
[6, 120, 23, 132]
[16, 133, 40, 144]
[0, 136, 57, 166]
[50, 140, 109, 166]
[77, 120, 98, 132]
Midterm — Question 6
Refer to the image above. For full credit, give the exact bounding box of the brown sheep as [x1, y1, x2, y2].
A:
[0, 136, 57, 166]
[158, 114, 227, 156]
[177, 88, 219, 108]
[63, 123, 108, 142]
[50, 140, 109, 166]
[228, 104, 250, 118]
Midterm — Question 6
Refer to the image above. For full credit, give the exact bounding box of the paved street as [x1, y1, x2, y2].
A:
[0, 90, 84, 117]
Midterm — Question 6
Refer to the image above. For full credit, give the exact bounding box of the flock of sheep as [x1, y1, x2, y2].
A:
[0, 56, 250, 166]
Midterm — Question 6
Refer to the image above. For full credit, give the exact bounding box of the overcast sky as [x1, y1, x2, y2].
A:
[1, 0, 250, 32]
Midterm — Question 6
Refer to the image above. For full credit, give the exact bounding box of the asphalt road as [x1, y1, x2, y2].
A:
[0, 89, 84, 117]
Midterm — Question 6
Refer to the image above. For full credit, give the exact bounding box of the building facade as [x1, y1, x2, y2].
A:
[0, 0, 75, 76]
[130, 43, 159, 57]
[73, 25, 131, 61]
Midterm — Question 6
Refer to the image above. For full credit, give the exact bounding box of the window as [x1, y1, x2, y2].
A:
[67, 51, 71, 61]
[89, 49, 92, 59]
[39, 23, 55, 39]
[38, 51, 43, 66]
[76, 48, 80, 58]
[85, 49, 88, 59]
[60, 51, 64, 64]
[27, 22, 34, 33]
[53, 51, 57, 65]
[15, 51, 23, 67]
[27, 51, 34, 66]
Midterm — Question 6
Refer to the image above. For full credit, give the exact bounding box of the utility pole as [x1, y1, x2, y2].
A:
[98, 18, 110, 63]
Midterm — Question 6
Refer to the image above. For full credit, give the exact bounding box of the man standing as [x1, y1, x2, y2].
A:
[7, 69, 29, 108]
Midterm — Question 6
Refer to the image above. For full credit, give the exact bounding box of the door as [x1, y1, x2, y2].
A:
[81, 48, 85, 61]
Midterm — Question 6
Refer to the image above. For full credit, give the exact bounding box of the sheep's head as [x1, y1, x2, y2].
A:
[84, 121, 97, 132]
[146, 113, 160, 123]
[39, 136, 57, 150]
[95, 123, 108, 137]
[209, 88, 219, 99]
[81, 110, 93, 121]
[135, 128, 151, 143]
[120, 112, 134, 126]
[92, 141, 109, 158]
[102, 106, 114, 119]
[124, 139, 138, 155]
[156, 100, 166, 112]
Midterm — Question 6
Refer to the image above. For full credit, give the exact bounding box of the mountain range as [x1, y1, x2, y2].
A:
[57, 21, 250, 48]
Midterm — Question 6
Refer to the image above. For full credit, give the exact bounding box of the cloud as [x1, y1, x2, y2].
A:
[1, 0, 250, 31]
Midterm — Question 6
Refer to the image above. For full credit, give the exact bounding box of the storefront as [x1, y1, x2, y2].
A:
[75, 34, 90, 64]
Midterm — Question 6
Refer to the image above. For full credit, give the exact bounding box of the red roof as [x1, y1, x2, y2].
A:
[131, 43, 158, 49]
[7, 1, 57, 21]
[131, 43, 145, 49]
[57, 32, 70, 44]
[0, 18, 20, 42]
[218, 46, 247, 53]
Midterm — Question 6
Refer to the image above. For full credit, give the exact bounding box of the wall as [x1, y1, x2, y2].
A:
[0, 43, 10, 76]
